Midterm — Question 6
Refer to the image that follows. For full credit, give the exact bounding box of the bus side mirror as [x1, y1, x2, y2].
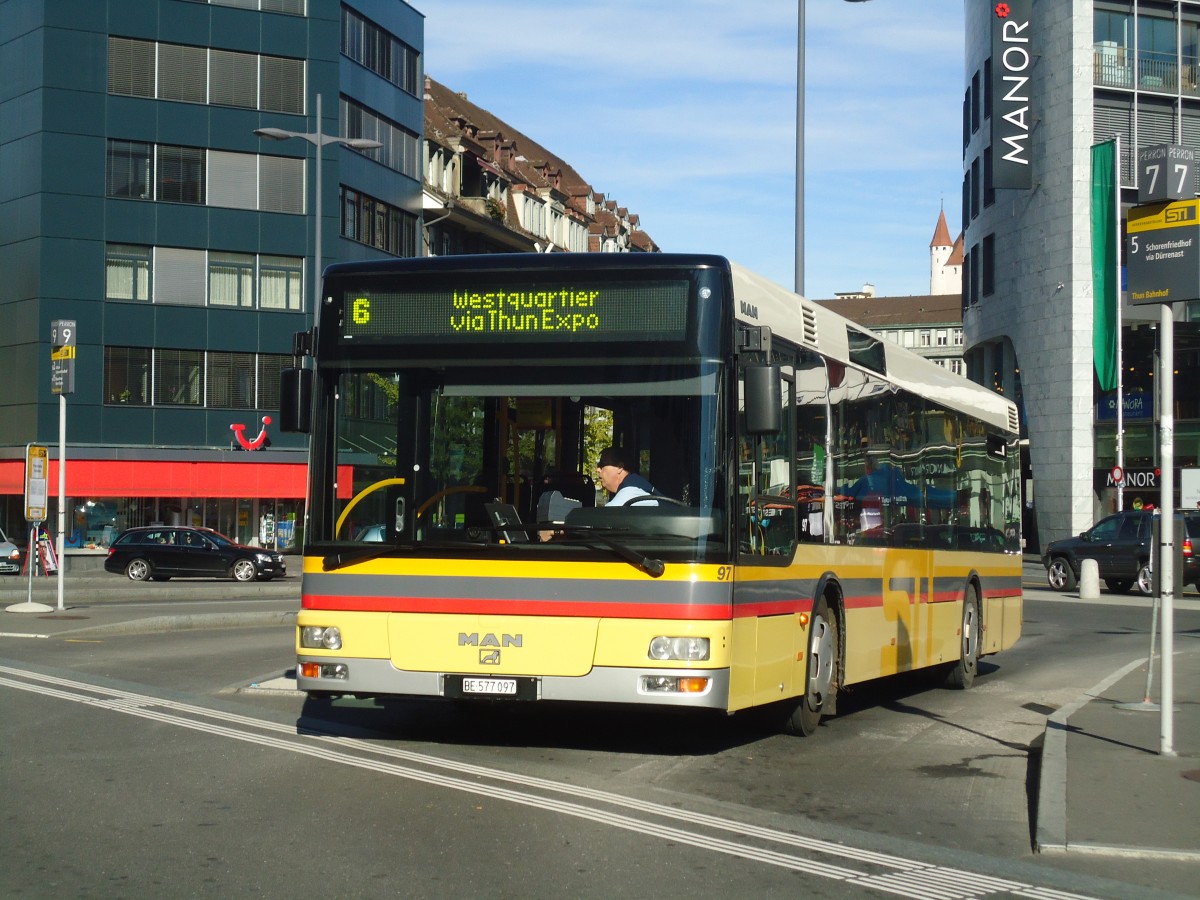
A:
[279, 367, 312, 433]
[744, 365, 782, 434]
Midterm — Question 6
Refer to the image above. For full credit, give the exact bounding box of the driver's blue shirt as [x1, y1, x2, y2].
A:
[608, 472, 658, 507]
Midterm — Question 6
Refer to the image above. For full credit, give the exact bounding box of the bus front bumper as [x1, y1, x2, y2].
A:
[297, 656, 731, 710]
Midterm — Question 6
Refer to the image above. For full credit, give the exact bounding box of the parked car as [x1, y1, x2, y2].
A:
[0, 526, 22, 575]
[354, 524, 386, 542]
[104, 526, 286, 582]
[1041, 509, 1200, 595]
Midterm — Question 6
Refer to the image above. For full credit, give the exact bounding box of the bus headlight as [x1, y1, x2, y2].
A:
[648, 636, 710, 661]
[300, 625, 343, 650]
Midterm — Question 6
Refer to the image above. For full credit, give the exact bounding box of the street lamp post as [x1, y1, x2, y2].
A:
[798, 0, 873, 297]
[255, 93, 382, 309]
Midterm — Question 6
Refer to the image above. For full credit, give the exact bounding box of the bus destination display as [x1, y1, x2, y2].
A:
[340, 280, 689, 343]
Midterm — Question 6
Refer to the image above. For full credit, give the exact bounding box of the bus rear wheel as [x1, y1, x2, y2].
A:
[783, 596, 838, 736]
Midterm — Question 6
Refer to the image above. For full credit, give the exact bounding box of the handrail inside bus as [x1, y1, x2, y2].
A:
[335, 477, 407, 539]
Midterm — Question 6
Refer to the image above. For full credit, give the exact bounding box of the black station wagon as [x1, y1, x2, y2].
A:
[105, 526, 286, 582]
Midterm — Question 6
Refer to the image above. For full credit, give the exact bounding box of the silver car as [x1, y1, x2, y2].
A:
[0, 527, 23, 575]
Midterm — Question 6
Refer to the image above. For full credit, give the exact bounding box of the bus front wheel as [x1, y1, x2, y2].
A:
[945, 584, 981, 690]
[783, 596, 839, 736]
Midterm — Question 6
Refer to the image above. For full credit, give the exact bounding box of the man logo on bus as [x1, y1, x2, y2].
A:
[479, 649, 501, 665]
[459, 632, 523, 648]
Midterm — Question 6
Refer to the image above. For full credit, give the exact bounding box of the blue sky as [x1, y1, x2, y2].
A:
[421, 1, 965, 300]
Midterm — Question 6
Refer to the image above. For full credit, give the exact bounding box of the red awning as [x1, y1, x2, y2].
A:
[0, 459, 351, 499]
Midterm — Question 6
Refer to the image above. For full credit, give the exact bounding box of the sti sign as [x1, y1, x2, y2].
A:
[991, 0, 1033, 191]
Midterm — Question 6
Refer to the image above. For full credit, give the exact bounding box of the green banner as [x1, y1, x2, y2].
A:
[1091, 140, 1118, 392]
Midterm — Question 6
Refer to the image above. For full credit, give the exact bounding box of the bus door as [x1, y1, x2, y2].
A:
[736, 361, 801, 705]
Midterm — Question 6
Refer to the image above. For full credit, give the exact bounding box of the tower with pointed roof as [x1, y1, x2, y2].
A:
[929, 208, 963, 295]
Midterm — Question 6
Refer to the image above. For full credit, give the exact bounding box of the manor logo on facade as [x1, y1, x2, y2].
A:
[990, 0, 1033, 190]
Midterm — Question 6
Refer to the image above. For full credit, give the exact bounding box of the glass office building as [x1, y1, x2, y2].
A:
[0, 0, 423, 558]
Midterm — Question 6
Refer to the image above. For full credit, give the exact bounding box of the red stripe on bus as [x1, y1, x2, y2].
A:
[302, 594, 733, 620]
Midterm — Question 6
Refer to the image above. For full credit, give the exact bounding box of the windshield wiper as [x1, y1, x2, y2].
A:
[322, 544, 404, 571]
[551, 527, 665, 577]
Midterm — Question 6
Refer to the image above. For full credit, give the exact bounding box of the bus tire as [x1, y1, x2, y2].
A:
[783, 596, 838, 736]
[945, 584, 981, 690]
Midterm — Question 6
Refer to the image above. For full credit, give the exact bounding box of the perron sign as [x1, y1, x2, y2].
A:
[990, 0, 1033, 191]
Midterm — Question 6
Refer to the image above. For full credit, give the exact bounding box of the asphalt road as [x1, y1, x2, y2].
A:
[0, 572, 1196, 898]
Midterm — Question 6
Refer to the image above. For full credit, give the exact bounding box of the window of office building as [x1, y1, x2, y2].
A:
[108, 37, 304, 114]
[182, 0, 306, 16]
[982, 233, 996, 297]
[260, 55, 305, 114]
[341, 6, 420, 96]
[158, 43, 208, 104]
[209, 252, 256, 307]
[207, 151, 259, 210]
[209, 48, 258, 108]
[258, 155, 305, 214]
[157, 145, 206, 204]
[155, 248, 207, 306]
[1095, 98, 1134, 183]
[108, 37, 154, 96]
[339, 187, 418, 257]
[106, 140, 153, 200]
[1139, 11, 1177, 91]
[259, 256, 304, 310]
[341, 97, 419, 179]
[105, 244, 152, 301]
[104, 348, 291, 408]
[104, 347, 151, 405]
[155, 349, 204, 406]
[258, 353, 289, 409]
[208, 351, 255, 408]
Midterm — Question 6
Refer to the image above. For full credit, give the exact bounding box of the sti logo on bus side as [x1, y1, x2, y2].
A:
[1165, 205, 1197, 223]
[458, 632, 523, 648]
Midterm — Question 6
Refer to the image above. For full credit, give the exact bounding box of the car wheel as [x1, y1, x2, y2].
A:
[125, 558, 151, 582]
[1104, 578, 1132, 593]
[1046, 557, 1076, 591]
[232, 559, 257, 582]
[1135, 563, 1153, 595]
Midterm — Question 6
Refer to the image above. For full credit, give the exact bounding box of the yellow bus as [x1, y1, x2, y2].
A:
[283, 253, 1021, 735]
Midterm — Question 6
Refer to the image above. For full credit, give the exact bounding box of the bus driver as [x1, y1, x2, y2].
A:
[596, 447, 659, 507]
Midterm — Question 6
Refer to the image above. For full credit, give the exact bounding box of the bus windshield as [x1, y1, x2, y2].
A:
[321, 358, 728, 564]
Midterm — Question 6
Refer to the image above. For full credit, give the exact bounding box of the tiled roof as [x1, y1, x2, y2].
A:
[423, 75, 654, 248]
[814, 292, 962, 328]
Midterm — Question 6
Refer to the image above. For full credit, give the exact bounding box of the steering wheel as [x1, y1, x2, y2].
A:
[626, 494, 686, 507]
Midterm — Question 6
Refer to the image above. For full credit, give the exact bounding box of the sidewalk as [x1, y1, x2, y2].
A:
[0, 573, 299, 636]
[1035, 638, 1200, 860]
